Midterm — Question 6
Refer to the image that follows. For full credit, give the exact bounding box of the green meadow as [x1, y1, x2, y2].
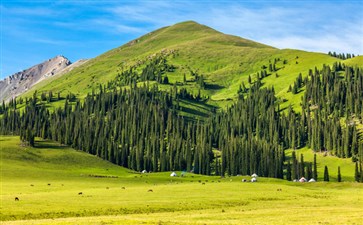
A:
[1, 136, 362, 224]
[20, 21, 362, 113]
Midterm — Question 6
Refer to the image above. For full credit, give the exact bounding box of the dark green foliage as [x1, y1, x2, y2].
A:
[354, 162, 361, 182]
[196, 75, 205, 89]
[324, 166, 329, 182]
[163, 75, 169, 84]
[302, 65, 362, 159]
[291, 151, 298, 180]
[0, 62, 362, 180]
[113, 53, 175, 87]
[291, 73, 304, 94]
[0, 79, 292, 178]
[337, 166, 341, 182]
[20, 127, 35, 147]
[286, 161, 292, 181]
[313, 154, 318, 181]
[328, 51, 355, 60]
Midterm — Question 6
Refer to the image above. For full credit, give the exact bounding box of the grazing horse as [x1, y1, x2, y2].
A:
[148, 189, 153, 192]
[15, 197, 19, 201]
[78, 192, 83, 195]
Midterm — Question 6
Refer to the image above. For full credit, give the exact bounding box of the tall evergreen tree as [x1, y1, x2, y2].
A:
[337, 166, 342, 182]
[324, 166, 329, 182]
[355, 162, 360, 182]
[313, 154, 318, 180]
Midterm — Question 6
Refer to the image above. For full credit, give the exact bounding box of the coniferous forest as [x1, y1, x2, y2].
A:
[1, 63, 362, 182]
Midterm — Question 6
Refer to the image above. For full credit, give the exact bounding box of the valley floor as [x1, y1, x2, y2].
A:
[1, 136, 362, 224]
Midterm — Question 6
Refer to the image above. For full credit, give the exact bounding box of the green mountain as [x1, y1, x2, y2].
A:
[2, 20, 363, 225]
[20, 21, 361, 111]
[1, 21, 362, 181]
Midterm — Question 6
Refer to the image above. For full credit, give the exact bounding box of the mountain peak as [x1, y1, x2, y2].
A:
[120, 20, 271, 53]
[0, 55, 72, 102]
[170, 20, 214, 29]
[164, 20, 219, 35]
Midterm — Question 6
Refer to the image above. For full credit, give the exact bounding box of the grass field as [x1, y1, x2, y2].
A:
[19, 21, 354, 114]
[1, 136, 362, 224]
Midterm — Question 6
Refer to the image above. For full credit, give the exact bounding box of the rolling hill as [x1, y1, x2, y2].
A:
[17, 21, 358, 111]
[1, 20, 363, 224]
[1, 21, 362, 177]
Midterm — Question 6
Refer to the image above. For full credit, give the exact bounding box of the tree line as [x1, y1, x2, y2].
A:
[0, 62, 362, 182]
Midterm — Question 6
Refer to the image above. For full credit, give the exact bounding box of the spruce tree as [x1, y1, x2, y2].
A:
[355, 162, 359, 182]
[337, 166, 342, 182]
[286, 161, 292, 181]
[313, 154, 318, 180]
[324, 166, 329, 182]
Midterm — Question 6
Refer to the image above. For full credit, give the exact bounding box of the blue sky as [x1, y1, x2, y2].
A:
[1, 0, 362, 79]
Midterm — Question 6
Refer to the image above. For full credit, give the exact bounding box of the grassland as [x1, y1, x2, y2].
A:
[1, 136, 362, 224]
[19, 21, 354, 114]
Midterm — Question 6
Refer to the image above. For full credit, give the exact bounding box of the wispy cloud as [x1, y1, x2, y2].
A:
[2, 5, 59, 17]
[1, 1, 362, 78]
[91, 19, 147, 34]
[31, 38, 70, 45]
[199, 3, 363, 54]
[99, 1, 363, 54]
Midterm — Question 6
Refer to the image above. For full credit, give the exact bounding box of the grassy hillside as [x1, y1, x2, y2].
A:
[1, 136, 362, 224]
[286, 147, 356, 181]
[343, 55, 363, 66]
[20, 21, 351, 112]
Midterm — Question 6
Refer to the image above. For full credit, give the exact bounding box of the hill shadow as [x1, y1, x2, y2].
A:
[35, 140, 68, 150]
[205, 83, 224, 90]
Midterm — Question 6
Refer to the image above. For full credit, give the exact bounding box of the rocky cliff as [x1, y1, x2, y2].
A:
[0, 56, 71, 102]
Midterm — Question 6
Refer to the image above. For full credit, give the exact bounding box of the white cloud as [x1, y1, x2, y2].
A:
[100, 2, 363, 54]
[2, 5, 59, 17]
[91, 19, 147, 34]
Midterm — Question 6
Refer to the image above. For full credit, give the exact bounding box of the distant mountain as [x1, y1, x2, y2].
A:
[0, 56, 75, 102]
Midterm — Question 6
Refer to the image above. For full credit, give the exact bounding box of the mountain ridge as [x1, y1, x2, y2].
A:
[0, 55, 71, 102]
[10, 21, 363, 110]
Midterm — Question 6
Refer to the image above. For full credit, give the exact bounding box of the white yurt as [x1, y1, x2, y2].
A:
[142, 170, 147, 174]
[308, 178, 316, 182]
[170, 172, 177, 177]
[251, 177, 257, 182]
[251, 173, 258, 178]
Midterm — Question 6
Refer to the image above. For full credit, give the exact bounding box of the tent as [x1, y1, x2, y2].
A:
[251, 173, 258, 178]
[299, 177, 307, 182]
[142, 170, 147, 173]
[308, 178, 316, 182]
[170, 172, 177, 177]
[251, 177, 257, 182]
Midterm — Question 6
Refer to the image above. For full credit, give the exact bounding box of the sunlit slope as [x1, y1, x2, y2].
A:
[343, 55, 363, 66]
[20, 21, 360, 110]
